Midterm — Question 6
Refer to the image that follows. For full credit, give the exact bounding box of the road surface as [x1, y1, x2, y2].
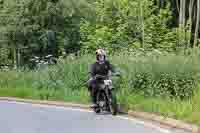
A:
[0, 101, 186, 133]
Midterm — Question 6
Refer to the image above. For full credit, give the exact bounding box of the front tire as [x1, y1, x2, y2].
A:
[96, 91, 107, 113]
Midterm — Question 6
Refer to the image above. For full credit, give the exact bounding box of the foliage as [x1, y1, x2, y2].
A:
[80, 0, 177, 53]
[111, 53, 200, 99]
[1, 53, 200, 99]
[80, 0, 142, 53]
[0, 0, 90, 66]
[1, 0, 200, 66]
[130, 72, 196, 99]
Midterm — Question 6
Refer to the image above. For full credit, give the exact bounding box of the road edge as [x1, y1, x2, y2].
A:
[0, 97, 199, 133]
[128, 111, 199, 133]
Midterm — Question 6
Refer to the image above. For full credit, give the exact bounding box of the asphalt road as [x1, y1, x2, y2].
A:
[0, 101, 179, 133]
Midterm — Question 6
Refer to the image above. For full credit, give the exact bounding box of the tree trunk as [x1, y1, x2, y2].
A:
[178, 0, 186, 50]
[178, 0, 183, 48]
[182, 0, 186, 27]
[194, 0, 200, 47]
[12, 46, 17, 69]
[139, 1, 145, 48]
[185, 0, 194, 49]
[187, 0, 194, 48]
[179, 0, 183, 26]
[176, 0, 180, 14]
[17, 48, 21, 68]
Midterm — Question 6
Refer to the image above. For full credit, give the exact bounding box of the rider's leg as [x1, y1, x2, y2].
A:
[88, 79, 98, 107]
[92, 87, 97, 105]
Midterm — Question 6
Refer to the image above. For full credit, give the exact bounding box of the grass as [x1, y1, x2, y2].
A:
[125, 88, 200, 125]
[0, 86, 90, 104]
[0, 53, 200, 125]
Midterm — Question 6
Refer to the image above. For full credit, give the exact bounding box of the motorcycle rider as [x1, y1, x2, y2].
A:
[87, 49, 117, 107]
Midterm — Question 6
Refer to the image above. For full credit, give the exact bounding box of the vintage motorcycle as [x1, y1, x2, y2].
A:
[93, 73, 120, 115]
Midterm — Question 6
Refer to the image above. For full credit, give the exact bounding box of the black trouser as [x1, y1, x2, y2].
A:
[87, 78, 98, 104]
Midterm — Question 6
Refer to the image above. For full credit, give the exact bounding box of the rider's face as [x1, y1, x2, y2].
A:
[97, 55, 105, 62]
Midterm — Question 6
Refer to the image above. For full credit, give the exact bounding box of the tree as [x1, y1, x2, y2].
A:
[177, 0, 186, 49]
[186, 0, 194, 48]
[0, 0, 26, 68]
[1, 0, 200, 67]
[194, 0, 200, 46]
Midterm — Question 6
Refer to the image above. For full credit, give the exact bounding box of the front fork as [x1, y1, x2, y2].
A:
[105, 87, 112, 105]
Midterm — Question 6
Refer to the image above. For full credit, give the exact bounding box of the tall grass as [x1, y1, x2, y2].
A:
[0, 53, 200, 124]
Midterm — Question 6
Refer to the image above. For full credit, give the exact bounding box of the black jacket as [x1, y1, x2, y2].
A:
[89, 60, 115, 78]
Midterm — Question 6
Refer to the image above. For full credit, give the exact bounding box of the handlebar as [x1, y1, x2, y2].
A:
[95, 72, 121, 79]
[95, 74, 107, 79]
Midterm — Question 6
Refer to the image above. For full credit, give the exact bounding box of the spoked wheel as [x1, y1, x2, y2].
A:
[96, 91, 107, 113]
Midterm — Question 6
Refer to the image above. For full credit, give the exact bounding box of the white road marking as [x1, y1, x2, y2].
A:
[5, 101, 172, 133]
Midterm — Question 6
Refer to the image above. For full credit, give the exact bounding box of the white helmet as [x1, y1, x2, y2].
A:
[96, 49, 106, 56]
[96, 49, 106, 61]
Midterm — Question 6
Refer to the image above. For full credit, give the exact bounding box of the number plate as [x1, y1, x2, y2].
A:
[104, 80, 112, 85]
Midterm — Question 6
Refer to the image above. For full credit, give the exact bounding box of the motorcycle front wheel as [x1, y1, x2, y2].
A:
[96, 91, 107, 113]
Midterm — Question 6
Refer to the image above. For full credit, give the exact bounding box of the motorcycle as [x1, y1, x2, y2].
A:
[93, 73, 120, 115]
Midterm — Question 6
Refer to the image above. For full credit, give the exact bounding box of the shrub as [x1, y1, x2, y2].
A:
[129, 72, 196, 99]
[111, 53, 200, 99]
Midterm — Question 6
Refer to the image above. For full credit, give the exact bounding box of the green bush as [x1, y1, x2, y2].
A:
[111, 53, 200, 99]
[129, 72, 196, 99]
